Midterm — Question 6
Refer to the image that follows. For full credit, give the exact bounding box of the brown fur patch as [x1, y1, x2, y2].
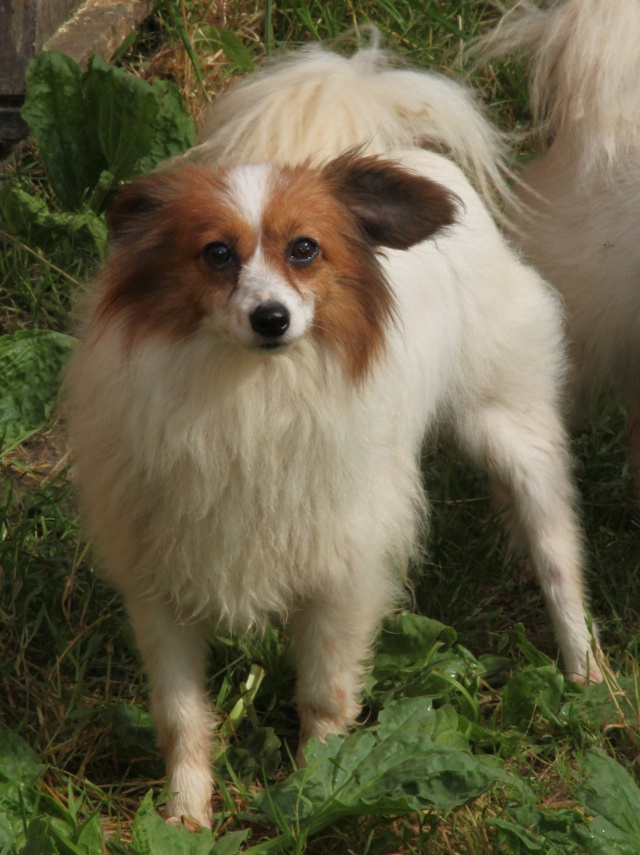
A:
[99, 164, 258, 346]
[260, 164, 397, 382]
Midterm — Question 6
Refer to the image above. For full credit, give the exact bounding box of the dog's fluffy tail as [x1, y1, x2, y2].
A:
[474, 0, 640, 172]
[194, 36, 510, 217]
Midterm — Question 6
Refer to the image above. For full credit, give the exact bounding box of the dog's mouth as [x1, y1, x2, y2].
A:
[256, 340, 289, 351]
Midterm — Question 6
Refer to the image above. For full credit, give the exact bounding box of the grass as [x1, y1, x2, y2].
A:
[2, 1, 640, 852]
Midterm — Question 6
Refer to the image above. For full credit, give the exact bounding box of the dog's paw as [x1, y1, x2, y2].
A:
[566, 647, 605, 686]
[165, 812, 212, 832]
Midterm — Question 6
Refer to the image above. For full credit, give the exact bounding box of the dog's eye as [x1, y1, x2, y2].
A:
[287, 237, 319, 264]
[203, 242, 237, 270]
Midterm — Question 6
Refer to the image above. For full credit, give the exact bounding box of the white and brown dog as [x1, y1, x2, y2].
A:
[65, 41, 602, 828]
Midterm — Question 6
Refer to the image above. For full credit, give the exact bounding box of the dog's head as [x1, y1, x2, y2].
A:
[100, 154, 455, 380]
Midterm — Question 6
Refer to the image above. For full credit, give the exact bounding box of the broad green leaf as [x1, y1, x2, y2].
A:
[216, 727, 281, 783]
[21, 817, 59, 855]
[22, 815, 85, 855]
[83, 56, 160, 183]
[0, 731, 44, 785]
[216, 28, 255, 70]
[131, 810, 215, 855]
[571, 750, 640, 854]
[210, 829, 252, 854]
[488, 817, 549, 853]
[501, 666, 564, 729]
[21, 50, 195, 215]
[253, 697, 504, 837]
[22, 52, 104, 210]
[373, 612, 457, 676]
[0, 185, 107, 258]
[0, 813, 17, 855]
[0, 330, 76, 454]
[74, 812, 104, 853]
[574, 824, 640, 855]
[560, 677, 639, 730]
[139, 79, 196, 173]
[130, 791, 250, 855]
[489, 805, 586, 854]
[369, 613, 483, 718]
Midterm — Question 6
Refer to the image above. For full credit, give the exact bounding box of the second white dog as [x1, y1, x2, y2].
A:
[476, 0, 640, 476]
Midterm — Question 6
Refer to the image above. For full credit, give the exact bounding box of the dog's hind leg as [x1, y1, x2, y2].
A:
[125, 596, 214, 829]
[291, 573, 391, 763]
[456, 401, 603, 684]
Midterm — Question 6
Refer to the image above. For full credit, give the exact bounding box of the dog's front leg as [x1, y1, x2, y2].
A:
[291, 579, 390, 763]
[125, 595, 214, 829]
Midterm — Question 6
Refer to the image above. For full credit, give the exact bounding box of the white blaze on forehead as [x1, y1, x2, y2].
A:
[224, 163, 274, 232]
[214, 162, 316, 347]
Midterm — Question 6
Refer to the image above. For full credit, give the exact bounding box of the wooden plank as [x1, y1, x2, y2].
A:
[0, 0, 155, 156]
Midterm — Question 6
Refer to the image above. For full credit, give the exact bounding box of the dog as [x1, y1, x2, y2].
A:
[64, 40, 602, 829]
[475, 0, 640, 481]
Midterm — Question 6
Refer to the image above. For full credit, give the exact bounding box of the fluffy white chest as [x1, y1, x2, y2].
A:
[73, 334, 423, 630]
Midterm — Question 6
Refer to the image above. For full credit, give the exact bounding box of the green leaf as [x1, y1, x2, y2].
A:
[560, 677, 639, 730]
[0, 813, 17, 855]
[0, 731, 44, 786]
[253, 697, 505, 838]
[22, 52, 104, 210]
[21, 50, 195, 215]
[489, 804, 587, 854]
[130, 791, 250, 855]
[509, 624, 554, 668]
[137, 79, 196, 173]
[21, 817, 59, 855]
[210, 829, 252, 855]
[488, 817, 549, 853]
[0, 330, 76, 454]
[572, 750, 640, 855]
[0, 729, 45, 828]
[196, 27, 255, 71]
[373, 612, 457, 677]
[74, 813, 104, 853]
[216, 727, 281, 783]
[83, 56, 160, 183]
[368, 613, 484, 718]
[23, 815, 86, 855]
[0, 185, 107, 258]
[501, 666, 564, 729]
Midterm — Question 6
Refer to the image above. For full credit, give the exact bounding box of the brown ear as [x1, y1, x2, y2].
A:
[322, 152, 456, 249]
[106, 178, 164, 242]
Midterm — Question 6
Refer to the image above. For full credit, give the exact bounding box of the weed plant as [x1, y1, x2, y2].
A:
[2, 1, 640, 853]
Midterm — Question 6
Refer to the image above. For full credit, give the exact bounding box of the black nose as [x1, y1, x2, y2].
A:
[249, 301, 290, 338]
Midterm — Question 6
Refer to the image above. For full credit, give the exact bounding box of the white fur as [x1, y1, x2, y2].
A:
[194, 40, 513, 219]
[218, 243, 315, 348]
[475, 0, 640, 439]
[65, 41, 602, 829]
